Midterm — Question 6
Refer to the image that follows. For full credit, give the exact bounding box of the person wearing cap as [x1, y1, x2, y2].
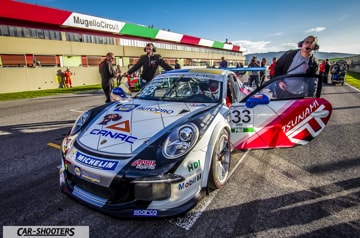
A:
[62, 67, 73, 88]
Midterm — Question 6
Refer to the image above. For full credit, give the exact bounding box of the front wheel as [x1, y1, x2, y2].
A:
[208, 129, 231, 190]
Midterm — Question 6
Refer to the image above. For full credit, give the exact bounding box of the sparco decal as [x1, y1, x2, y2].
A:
[133, 209, 158, 217]
[282, 100, 320, 133]
[178, 173, 202, 190]
[90, 129, 137, 144]
[74, 152, 118, 170]
[72, 16, 119, 30]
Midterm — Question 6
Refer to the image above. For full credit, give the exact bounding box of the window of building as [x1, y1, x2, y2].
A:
[34, 55, 57, 67]
[1, 54, 26, 67]
[86, 56, 102, 66]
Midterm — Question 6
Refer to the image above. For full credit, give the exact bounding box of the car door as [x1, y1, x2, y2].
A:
[229, 74, 333, 150]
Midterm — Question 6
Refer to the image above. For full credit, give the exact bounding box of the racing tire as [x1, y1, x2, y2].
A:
[208, 129, 231, 190]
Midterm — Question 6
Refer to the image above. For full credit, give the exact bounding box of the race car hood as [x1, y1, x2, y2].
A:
[77, 99, 214, 154]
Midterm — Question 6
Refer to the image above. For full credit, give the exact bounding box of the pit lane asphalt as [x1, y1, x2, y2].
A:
[0, 84, 359, 238]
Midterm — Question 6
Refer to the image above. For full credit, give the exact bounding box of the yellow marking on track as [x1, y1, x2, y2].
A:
[47, 142, 60, 150]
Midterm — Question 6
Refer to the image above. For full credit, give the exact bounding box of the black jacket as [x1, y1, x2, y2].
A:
[274, 49, 318, 76]
[100, 59, 116, 84]
[127, 54, 174, 82]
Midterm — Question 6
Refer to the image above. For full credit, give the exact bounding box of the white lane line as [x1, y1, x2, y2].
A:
[168, 150, 250, 230]
[70, 109, 85, 113]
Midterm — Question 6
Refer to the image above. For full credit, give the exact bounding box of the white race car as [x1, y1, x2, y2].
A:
[59, 68, 332, 217]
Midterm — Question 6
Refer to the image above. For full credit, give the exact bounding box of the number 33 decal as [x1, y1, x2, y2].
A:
[231, 108, 253, 124]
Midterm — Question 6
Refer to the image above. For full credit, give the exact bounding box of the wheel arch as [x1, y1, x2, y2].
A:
[201, 120, 231, 188]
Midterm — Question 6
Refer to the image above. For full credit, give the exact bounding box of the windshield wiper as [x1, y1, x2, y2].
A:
[161, 74, 185, 100]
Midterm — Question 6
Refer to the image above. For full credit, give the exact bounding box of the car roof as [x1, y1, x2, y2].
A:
[164, 68, 228, 75]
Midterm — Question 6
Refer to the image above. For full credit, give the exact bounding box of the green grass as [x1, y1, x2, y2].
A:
[346, 71, 360, 89]
[0, 85, 102, 101]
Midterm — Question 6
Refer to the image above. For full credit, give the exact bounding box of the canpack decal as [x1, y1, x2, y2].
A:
[74, 152, 118, 170]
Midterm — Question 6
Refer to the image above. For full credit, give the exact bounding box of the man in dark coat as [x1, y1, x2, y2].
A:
[100, 52, 119, 103]
[126, 43, 173, 88]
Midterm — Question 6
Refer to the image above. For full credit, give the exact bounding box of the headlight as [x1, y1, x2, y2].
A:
[70, 110, 91, 135]
[162, 123, 199, 159]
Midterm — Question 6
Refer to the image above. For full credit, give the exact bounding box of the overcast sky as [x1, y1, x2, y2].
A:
[19, 0, 360, 55]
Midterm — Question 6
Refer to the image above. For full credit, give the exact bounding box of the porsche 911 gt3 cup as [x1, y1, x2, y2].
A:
[59, 68, 332, 217]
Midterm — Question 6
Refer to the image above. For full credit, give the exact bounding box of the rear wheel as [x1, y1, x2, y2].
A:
[208, 129, 231, 190]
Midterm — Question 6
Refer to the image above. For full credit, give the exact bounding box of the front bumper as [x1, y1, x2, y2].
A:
[59, 168, 201, 218]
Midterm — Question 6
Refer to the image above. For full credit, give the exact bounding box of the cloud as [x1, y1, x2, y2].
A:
[233, 40, 271, 54]
[338, 14, 349, 21]
[305, 27, 326, 33]
[266, 32, 284, 37]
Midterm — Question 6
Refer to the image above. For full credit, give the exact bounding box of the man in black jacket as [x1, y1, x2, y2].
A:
[126, 43, 173, 88]
[274, 35, 319, 98]
[100, 52, 119, 103]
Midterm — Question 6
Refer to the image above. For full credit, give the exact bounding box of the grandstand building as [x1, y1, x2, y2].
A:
[0, 0, 245, 93]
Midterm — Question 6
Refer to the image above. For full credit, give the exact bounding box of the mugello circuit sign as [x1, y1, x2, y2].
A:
[63, 13, 124, 33]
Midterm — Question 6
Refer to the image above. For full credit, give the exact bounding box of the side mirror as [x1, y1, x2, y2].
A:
[245, 94, 270, 108]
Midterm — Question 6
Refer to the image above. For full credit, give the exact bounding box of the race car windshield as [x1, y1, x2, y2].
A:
[137, 76, 222, 103]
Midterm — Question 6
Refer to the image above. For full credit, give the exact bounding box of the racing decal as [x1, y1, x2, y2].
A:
[230, 105, 254, 131]
[133, 209, 158, 217]
[131, 159, 156, 170]
[178, 173, 202, 190]
[74, 166, 100, 183]
[285, 103, 330, 145]
[74, 151, 118, 170]
[233, 98, 332, 149]
[89, 128, 137, 144]
[99, 114, 122, 125]
[282, 99, 319, 133]
[106, 120, 130, 132]
[187, 160, 200, 172]
[136, 106, 174, 114]
[114, 104, 140, 112]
